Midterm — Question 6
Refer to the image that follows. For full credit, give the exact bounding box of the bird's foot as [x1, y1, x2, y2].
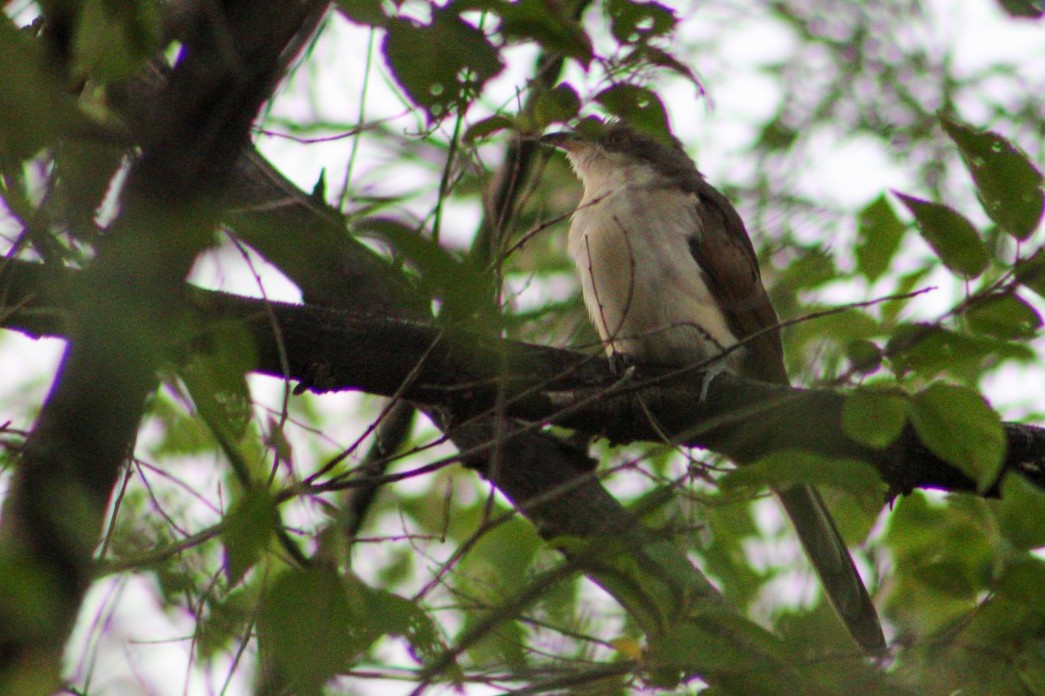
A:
[608, 351, 634, 377]
[699, 359, 732, 402]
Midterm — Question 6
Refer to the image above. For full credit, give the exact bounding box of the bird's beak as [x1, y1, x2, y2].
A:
[540, 131, 586, 153]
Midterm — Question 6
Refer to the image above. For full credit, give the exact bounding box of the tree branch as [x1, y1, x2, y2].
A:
[2, 257, 1042, 499]
[0, 2, 326, 686]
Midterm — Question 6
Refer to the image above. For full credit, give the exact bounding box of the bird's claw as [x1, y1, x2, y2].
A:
[608, 351, 634, 376]
[699, 359, 732, 402]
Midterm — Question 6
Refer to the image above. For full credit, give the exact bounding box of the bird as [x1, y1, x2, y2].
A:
[543, 121, 886, 655]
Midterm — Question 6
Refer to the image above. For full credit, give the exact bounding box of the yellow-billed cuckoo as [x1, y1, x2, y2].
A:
[544, 122, 886, 654]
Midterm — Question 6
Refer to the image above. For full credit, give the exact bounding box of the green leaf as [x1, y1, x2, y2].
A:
[258, 568, 358, 696]
[844, 339, 884, 374]
[856, 195, 906, 281]
[994, 557, 1045, 608]
[221, 487, 277, 586]
[383, 12, 503, 120]
[893, 192, 989, 278]
[887, 322, 1035, 380]
[941, 116, 1044, 240]
[1015, 250, 1045, 299]
[907, 383, 1005, 490]
[996, 0, 1045, 17]
[335, 0, 388, 26]
[627, 44, 701, 87]
[994, 475, 1045, 551]
[462, 115, 514, 144]
[721, 452, 883, 500]
[180, 321, 256, 445]
[533, 83, 581, 128]
[605, 0, 677, 44]
[459, 517, 541, 600]
[646, 612, 793, 682]
[74, 0, 161, 83]
[912, 559, 978, 599]
[359, 587, 444, 665]
[965, 293, 1042, 340]
[842, 389, 907, 449]
[594, 84, 670, 140]
[352, 217, 493, 323]
[0, 21, 74, 161]
[777, 247, 838, 290]
[495, 0, 593, 66]
[701, 496, 763, 608]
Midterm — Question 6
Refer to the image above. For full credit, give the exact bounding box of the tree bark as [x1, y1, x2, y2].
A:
[2, 258, 1042, 500]
[0, 3, 326, 690]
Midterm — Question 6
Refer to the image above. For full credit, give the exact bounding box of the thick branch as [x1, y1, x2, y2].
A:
[2, 258, 1042, 498]
[0, 2, 325, 685]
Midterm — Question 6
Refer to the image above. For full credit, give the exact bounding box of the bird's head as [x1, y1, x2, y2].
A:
[542, 121, 698, 192]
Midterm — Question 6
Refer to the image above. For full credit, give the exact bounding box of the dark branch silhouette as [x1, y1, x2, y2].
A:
[2, 258, 1042, 500]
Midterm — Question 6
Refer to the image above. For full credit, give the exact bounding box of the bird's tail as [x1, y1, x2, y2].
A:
[774, 484, 886, 655]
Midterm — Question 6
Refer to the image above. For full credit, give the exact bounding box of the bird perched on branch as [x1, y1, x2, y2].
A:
[543, 121, 886, 654]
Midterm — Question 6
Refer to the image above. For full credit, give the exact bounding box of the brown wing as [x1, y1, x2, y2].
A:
[687, 179, 789, 385]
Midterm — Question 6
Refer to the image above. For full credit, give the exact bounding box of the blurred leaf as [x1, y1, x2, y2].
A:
[594, 84, 670, 140]
[775, 603, 892, 688]
[605, 0, 677, 44]
[994, 557, 1045, 608]
[646, 612, 790, 679]
[354, 216, 497, 324]
[844, 339, 884, 374]
[994, 475, 1045, 551]
[842, 389, 907, 449]
[1015, 643, 1045, 694]
[75, 0, 161, 82]
[965, 293, 1042, 340]
[882, 267, 934, 324]
[941, 116, 1044, 240]
[148, 394, 217, 457]
[258, 567, 357, 696]
[335, 0, 388, 26]
[702, 495, 764, 609]
[196, 586, 258, 659]
[456, 514, 540, 669]
[494, 0, 593, 66]
[627, 44, 701, 87]
[995, 0, 1045, 17]
[459, 516, 542, 601]
[907, 383, 1005, 490]
[798, 309, 881, 343]
[462, 614, 527, 670]
[383, 11, 503, 120]
[777, 247, 838, 290]
[856, 195, 906, 281]
[912, 559, 978, 599]
[180, 321, 256, 445]
[346, 578, 447, 667]
[722, 452, 883, 500]
[887, 323, 1034, 380]
[1015, 250, 1045, 299]
[884, 495, 991, 635]
[534, 83, 581, 128]
[221, 487, 277, 586]
[0, 21, 73, 161]
[893, 192, 989, 278]
[756, 119, 798, 152]
[463, 114, 514, 144]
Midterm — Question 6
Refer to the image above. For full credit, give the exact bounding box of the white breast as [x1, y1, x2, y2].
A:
[568, 183, 740, 369]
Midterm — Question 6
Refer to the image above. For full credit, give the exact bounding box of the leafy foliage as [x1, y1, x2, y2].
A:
[0, 1, 1044, 695]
